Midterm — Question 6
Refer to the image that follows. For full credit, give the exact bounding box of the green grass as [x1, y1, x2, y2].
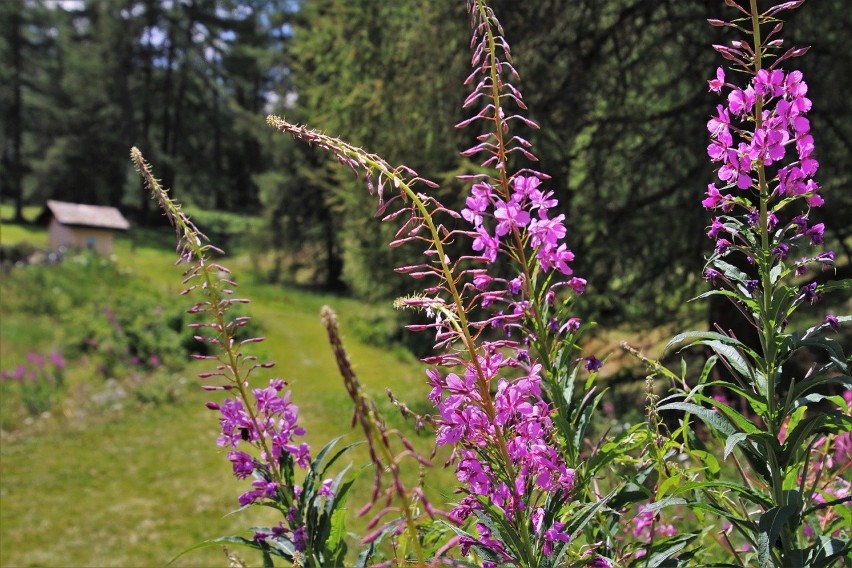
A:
[0, 220, 448, 567]
[0, 222, 48, 248]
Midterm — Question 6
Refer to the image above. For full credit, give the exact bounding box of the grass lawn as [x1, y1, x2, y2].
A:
[0, 220, 448, 567]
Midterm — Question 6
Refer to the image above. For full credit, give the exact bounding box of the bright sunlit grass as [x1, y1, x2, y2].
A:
[0, 219, 449, 567]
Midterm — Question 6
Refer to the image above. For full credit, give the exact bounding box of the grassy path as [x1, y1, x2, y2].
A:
[1, 224, 444, 567]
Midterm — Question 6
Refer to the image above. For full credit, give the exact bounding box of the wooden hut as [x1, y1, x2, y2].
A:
[41, 200, 130, 255]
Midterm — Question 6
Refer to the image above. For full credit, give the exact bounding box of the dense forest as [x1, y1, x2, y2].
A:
[2, 0, 849, 327]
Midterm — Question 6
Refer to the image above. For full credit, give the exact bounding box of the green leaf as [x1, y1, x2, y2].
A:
[658, 402, 737, 437]
[705, 340, 753, 380]
[724, 432, 749, 460]
[312, 435, 346, 472]
[324, 507, 348, 565]
[757, 505, 797, 568]
[573, 389, 605, 453]
[688, 449, 721, 477]
[168, 535, 270, 566]
[820, 279, 852, 293]
[565, 486, 620, 541]
[439, 518, 505, 563]
[641, 497, 688, 514]
[807, 536, 851, 566]
[587, 423, 651, 473]
[789, 369, 852, 401]
[266, 535, 295, 558]
[318, 441, 361, 479]
[692, 288, 757, 311]
[785, 405, 807, 435]
[658, 402, 767, 475]
[665, 331, 754, 355]
[473, 503, 525, 561]
[789, 336, 849, 373]
[354, 540, 377, 568]
[643, 533, 698, 568]
[706, 379, 768, 415]
[699, 355, 719, 384]
[782, 412, 852, 465]
[325, 463, 356, 517]
[713, 259, 749, 284]
[769, 262, 783, 284]
[672, 480, 771, 508]
[698, 394, 761, 434]
[610, 481, 655, 511]
[685, 501, 755, 537]
[790, 315, 852, 343]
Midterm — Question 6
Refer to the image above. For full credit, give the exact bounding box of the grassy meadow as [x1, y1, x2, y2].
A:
[6, 206, 843, 567]
[0, 209, 448, 567]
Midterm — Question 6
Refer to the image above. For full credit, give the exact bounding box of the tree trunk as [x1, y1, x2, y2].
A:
[3, 0, 25, 222]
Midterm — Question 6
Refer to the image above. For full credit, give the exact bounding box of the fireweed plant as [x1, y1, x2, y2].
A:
[133, 148, 359, 567]
[645, 1, 851, 567]
[130, 0, 851, 567]
[266, 0, 661, 564]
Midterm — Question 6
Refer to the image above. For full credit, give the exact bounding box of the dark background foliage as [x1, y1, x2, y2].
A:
[1, 0, 849, 329]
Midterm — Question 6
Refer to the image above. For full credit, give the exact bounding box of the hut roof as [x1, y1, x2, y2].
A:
[45, 200, 130, 231]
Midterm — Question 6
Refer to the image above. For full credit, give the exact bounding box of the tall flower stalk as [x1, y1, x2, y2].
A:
[656, 1, 851, 566]
[320, 305, 437, 566]
[267, 1, 646, 565]
[132, 148, 356, 567]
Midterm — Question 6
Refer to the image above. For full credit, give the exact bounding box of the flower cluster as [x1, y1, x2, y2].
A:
[431, 348, 575, 524]
[631, 505, 676, 558]
[459, 0, 579, 288]
[401, 3, 590, 561]
[706, 64, 818, 193]
[703, 61, 832, 281]
[0, 351, 66, 383]
[1, 351, 66, 417]
[207, 378, 309, 505]
[464, 176, 575, 278]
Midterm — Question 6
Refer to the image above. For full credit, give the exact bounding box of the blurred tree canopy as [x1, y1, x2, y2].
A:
[1, 0, 849, 326]
[1, 0, 298, 221]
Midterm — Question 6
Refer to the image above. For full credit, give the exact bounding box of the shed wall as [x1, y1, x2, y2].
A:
[48, 218, 116, 254]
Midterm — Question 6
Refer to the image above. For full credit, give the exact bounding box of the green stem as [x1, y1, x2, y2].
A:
[750, 3, 793, 563]
[133, 149, 283, 488]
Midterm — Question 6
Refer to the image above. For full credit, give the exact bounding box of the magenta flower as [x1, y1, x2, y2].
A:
[799, 282, 821, 305]
[541, 519, 570, 556]
[529, 215, 567, 249]
[754, 68, 785, 97]
[494, 199, 531, 236]
[749, 125, 788, 165]
[584, 356, 603, 372]
[25, 352, 45, 366]
[48, 352, 65, 369]
[707, 218, 725, 238]
[804, 223, 824, 245]
[512, 175, 541, 199]
[727, 86, 755, 116]
[708, 66, 725, 92]
[707, 104, 730, 137]
[228, 451, 254, 479]
[472, 226, 500, 262]
[702, 184, 730, 210]
[318, 478, 335, 497]
[527, 188, 558, 216]
[718, 146, 753, 190]
[824, 314, 840, 332]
